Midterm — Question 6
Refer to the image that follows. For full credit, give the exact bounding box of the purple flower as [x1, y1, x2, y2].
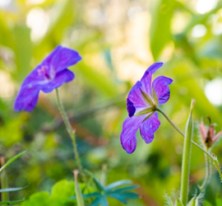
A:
[14, 45, 81, 112]
[120, 62, 173, 153]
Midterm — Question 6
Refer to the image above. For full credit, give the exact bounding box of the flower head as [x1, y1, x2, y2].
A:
[120, 62, 173, 153]
[199, 121, 222, 149]
[14, 45, 81, 112]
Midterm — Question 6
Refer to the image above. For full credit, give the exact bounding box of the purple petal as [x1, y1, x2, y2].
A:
[14, 85, 40, 112]
[127, 98, 136, 117]
[41, 69, 75, 93]
[127, 81, 147, 114]
[120, 115, 145, 153]
[140, 70, 152, 96]
[139, 112, 161, 144]
[145, 62, 163, 75]
[42, 45, 82, 73]
[152, 76, 173, 105]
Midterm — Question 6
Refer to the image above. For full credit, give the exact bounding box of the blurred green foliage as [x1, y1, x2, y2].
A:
[0, 0, 222, 205]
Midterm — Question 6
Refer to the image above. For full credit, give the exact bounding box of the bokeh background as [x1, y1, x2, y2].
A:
[0, 0, 222, 205]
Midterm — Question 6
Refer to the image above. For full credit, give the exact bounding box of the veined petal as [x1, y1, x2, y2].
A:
[139, 112, 160, 144]
[140, 62, 163, 95]
[120, 115, 145, 153]
[43, 45, 82, 73]
[41, 69, 75, 93]
[128, 81, 147, 112]
[14, 85, 40, 112]
[146, 62, 163, 74]
[152, 76, 173, 105]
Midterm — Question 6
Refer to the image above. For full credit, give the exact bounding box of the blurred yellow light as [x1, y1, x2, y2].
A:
[26, 0, 45, 5]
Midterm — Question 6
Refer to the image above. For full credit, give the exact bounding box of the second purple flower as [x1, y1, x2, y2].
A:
[120, 62, 173, 154]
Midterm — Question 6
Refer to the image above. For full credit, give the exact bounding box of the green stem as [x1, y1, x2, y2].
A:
[200, 149, 211, 190]
[180, 99, 195, 206]
[55, 88, 84, 178]
[213, 157, 222, 181]
[156, 107, 218, 162]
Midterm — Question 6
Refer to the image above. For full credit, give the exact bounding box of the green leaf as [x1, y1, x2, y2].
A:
[108, 185, 139, 193]
[89, 197, 101, 206]
[176, 198, 183, 206]
[106, 193, 127, 204]
[149, 0, 175, 59]
[70, 192, 100, 200]
[0, 198, 25, 205]
[13, 25, 32, 83]
[164, 193, 174, 206]
[0, 185, 28, 193]
[105, 180, 132, 191]
[0, 150, 26, 173]
[117, 192, 139, 199]
[76, 62, 119, 97]
[100, 195, 108, 206]
[21, 192, 50, 206]
[85, 170, 105, 191]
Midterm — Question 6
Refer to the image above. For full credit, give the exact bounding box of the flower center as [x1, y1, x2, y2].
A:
[38, 66, 51, 80]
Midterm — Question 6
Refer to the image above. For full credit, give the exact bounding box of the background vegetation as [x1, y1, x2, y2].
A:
[0, 0, 222, 205]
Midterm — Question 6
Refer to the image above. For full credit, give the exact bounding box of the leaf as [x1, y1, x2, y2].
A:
[85, 170, 105, 191]
[164, 193, 174, 206]
[89, 197, 101, 206]
[13, 25, 32, 83]
[108, 185, 139, 193]
[105, 180, 132, 191]
[74, 171, 85, 206]
[21, 192, 51, 206]
[118, 192, 139, 199]
[76, 62, 119, 97]
[176, 198, 183, 206]
[0, 150, 26, 173]
[100, 195, 108, 206]
[0, 198, 25, 205]
[70, 192, 101, 199]
[0, 185, 28, 193]
[149, 0, 175, 59]
[106, 193, 127, 204]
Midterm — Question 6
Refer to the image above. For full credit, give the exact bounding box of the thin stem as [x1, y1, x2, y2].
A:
[55, 88, 84, 178]
[200, 149, 211, 190]
[213, 158, 222, 181]
[156, 107, 222, 181]
[156, 107, 184, 136]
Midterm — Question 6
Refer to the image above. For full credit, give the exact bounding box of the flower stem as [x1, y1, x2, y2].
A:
[200, 149, 211, 190]
[55, 88, 84, 178]
[156, 107, 222, 181]
[180, 99, 195, 205]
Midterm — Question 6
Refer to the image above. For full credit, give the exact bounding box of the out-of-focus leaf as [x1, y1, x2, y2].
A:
[0, 151, 26, 173]
[109, 185, 139, 193]
[106, 193, 127, 204]
[118, 192, 139, 199]
[77, 62, 119, 97]
[176, 198, 183, 206]
[149, 0, 175, 59]
[0, 185, 28, 193]
[105, 180, 132, 191]
[21, 192, 50, 206]
[0, 198, 25, 205]
[85, 170, 105, 191]
[13, 26, 32, 83]
[164, 193, 174, 206]
[89, 197, 101, 206]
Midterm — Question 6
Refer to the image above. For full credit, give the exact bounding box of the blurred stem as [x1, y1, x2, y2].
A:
[200, 148, 211, 191]
[156, 107, 222, 182]
[180, 99, 195, 206]
[55, 88, 84, 179]
[0, 157, 9, 202]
